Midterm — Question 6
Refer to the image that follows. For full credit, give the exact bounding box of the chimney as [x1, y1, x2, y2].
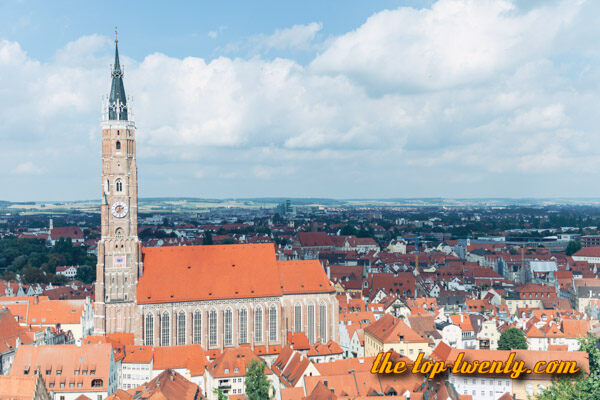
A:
[327, 266, 331, 279]
[34, 296, 39, 305]
[460, 314, 464, 323]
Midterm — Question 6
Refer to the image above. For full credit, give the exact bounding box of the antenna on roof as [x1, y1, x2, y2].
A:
[115, 26, 118, 43]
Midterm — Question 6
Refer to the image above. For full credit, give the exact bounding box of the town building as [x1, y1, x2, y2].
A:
[363, 314, 430, 360]
[93, 40, 339, 352]
[0, 375, 52, 400]
[9, 343, 118, 400]
[106, 369, 201, 400]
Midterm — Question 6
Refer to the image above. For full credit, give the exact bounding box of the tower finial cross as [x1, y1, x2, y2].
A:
[115, 26, 118, 43]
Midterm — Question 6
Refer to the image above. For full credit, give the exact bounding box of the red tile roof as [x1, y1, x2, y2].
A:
[573, 247, 600, 258]
[207, 347, 272, 378]
[364, 314, 426, 343]
[0, 308, 33, 354]
[122, 345, 154, 364]
[0, 375, 47, 400]
[3, 298, 85, 325]
[138, 244, 334, 304]
[50, 226, 83, 241]
[9, 343, 113, 393]
[278, 260, 335, 295]
[154, 345, 209, 376]
[298, 232, 334, 247]
[106, 369, 200, 400]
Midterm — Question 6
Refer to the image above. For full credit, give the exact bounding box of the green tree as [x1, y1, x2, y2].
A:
[565, 240, 582, 256]
[22, 266, 48, 284]
[497, 327, 528, 350]
[245, 359, 271, 400]
[213, 388, 228, 400]
[536, 334, 600, 399]
[203, 232, 213, 245]
[340, 225, 357, 236]
[76, 265, 96, 284]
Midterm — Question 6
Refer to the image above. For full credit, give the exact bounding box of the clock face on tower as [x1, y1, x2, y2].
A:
[111, 201, 129, 218]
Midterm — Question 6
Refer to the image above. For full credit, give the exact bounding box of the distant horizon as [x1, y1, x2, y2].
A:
[6, 196, 600, 206]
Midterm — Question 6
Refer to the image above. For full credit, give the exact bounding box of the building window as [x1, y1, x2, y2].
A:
[294, 303, 302, 333]
[239, 308, 248, 344]
[116, 179, 123, 192]
[177, 311, 186, 345]
[307, 304, 315, 344]
[269, 305, 277, 341]
[160, 312, 170, 346]
[91, 379, 103, 388]
[145, 314, 154, 346]
[116, 141, 121, 150]
[319, 302, 327, 341]
[255, 306, 263, 342]
[224, 308, 233, 346]
[209, 309, 217, 347]
[193, 310, 201, 344]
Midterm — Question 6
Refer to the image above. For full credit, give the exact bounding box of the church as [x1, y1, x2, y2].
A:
[93, 39, 339, 350]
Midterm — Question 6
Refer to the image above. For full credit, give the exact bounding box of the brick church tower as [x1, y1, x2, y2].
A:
[94, 36, 143, 336]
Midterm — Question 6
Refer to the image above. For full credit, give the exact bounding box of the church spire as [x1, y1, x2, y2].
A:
[108, 27, 128, 121]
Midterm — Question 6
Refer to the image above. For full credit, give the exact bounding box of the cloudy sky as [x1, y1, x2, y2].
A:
[1, 0, 599, 201]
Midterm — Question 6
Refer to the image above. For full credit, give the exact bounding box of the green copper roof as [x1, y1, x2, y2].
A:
[108, 41, 128, 121]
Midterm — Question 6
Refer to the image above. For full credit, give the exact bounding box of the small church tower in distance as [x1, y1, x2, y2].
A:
[94, 31, 142, 336]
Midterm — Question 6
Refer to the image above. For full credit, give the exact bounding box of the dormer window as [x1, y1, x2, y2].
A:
[92, 380, 102, 388]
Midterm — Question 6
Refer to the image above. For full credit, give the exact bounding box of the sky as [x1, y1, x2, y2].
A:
[1, 0, 600, 201]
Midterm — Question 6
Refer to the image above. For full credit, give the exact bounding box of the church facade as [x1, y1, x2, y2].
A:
[94, 40, 339, 350]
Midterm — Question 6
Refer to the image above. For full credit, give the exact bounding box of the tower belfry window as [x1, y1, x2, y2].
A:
[116, 141, 121, 150]
[116, 179, 123, 192]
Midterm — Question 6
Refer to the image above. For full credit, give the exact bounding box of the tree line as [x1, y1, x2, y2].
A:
[0, 237, 96, 284]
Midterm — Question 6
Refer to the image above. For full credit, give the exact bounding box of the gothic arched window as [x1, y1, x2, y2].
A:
[239, 307, 248, 345]
[115, 179, 123, 192]
[307, 303, 315, 344]
[115, 228, 124, 238]
[193, 310, 201, 345]
[319, 302, 327, 341]
[224, 308, 233, 346]
[177, 311, 186, 345]
[209, 309, 217, 347]
[294, 303, 302, 333]
[160, 312, 170, 346]
[116, 141, 121, 150]
[145, 314, 154, 346]
[269, 305, 277, 341]
[254, 306, 263, 343]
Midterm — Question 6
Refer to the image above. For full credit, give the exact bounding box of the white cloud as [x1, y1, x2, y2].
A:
[11, 162, 44, 175]
[1, 0, 599, 200]
[257, 22, 322, 51]
[208, 26, 227, 40]
[224, 22, 323, 54]
[311, 0, 582, 91]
